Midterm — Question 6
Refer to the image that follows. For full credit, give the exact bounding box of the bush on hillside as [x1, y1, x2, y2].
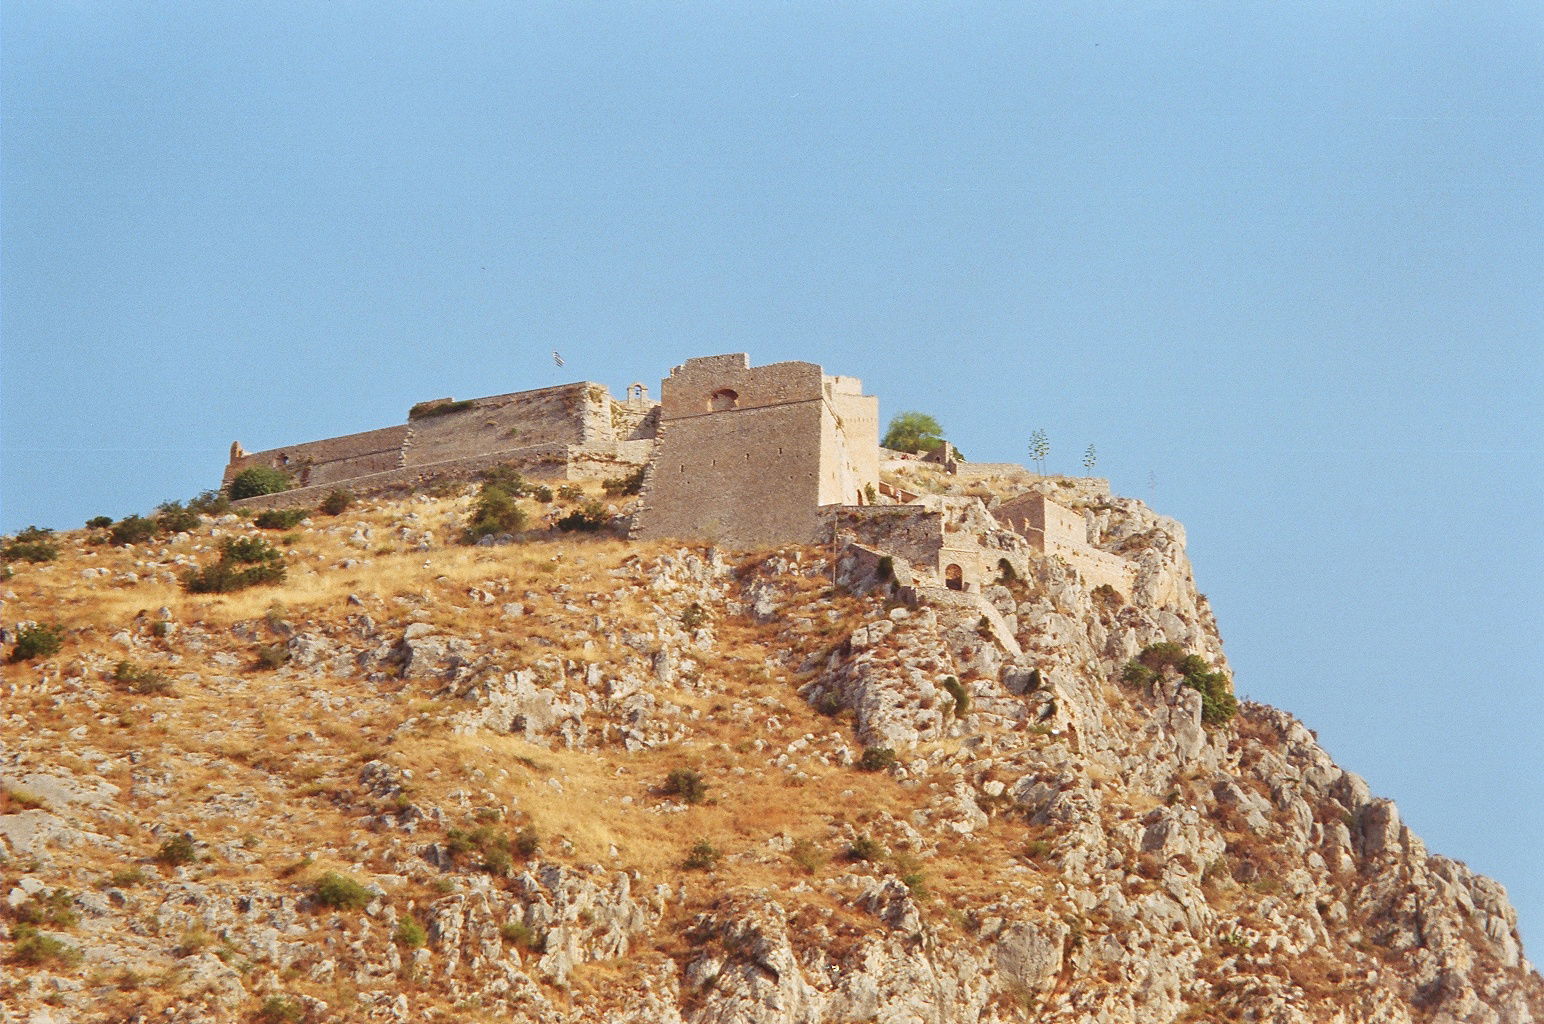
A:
[254, 508, 308, 530]
[555, 500, 609, 533]
[462, 482, 528, 544]
[186, 490, 231, 515]
[602, 466, 646, 496]
[663, 768, 708, 805]
[154, 501, 200, 535]
[318, 490, 354, 516]
[2, 527, 58, 563]
[86, 515, 113, 530]
[181, 536, 286, 594]
[109, 516, 159, 546]
[312, 871, 372, 910]
[228, 466, 294, 500]
[1121, 641, 1238, 725]
[9, 623, 64, 663]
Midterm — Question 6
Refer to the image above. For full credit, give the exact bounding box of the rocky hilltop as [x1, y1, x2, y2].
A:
[1, 470, 1538, 1023]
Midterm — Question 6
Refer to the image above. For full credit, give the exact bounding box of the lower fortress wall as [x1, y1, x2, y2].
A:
[633, 402, 826, 547]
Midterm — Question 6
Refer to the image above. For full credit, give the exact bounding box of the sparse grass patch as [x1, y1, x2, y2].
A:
[113, 660, 173, 695]
[10, 924, 83, 968]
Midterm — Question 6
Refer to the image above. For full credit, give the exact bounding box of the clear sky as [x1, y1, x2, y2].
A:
[4, 2, 1540, 941]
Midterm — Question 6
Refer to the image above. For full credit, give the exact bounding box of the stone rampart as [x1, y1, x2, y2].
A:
[224, 381, 655, 502]
[223, 424, 409, 490]
[634, 355, 878, 548]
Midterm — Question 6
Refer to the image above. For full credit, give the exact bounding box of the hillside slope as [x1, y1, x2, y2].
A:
[1, 480, 1538, 1024]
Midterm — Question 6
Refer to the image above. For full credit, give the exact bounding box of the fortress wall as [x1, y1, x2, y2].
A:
[635, 401, 826, 547]
[610, 399, 659, 441]
[1049, 542, 1135, 596]
[222, 424, 409, 490]
[952, 462, 1030, 480]
[229, 443, 582, 511]
[403, 383, 600, 467]
[823, 388, 880, 504]
[830, 506, 945, 579]
[659, 355, 825, 418]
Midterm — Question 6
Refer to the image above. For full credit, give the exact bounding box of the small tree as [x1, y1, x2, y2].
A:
[1083, 444, 1097, 472]
[882, 412, 946, 454]
[228, 466, 293, 500]
[1027, 429, 1050, 475]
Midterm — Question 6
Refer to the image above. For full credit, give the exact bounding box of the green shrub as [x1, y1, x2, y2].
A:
[462, 482, 529, 544]
[408, 399, 474, 419]
[663, 768, 708, 805]
[445, 825, 528, 875]
[318, 490, 354, 516]
[1122, 642, 1238, 725]
[500, 920, 541, 950]
[11, 924, 83, 968]
[186, 490, 231, 516]
[109, 516, 159, 546]
[108, 866, 147, 888]
[394, 916, 427, 948]
[846, 835, 884, 862]
[312, 871, 372, 910]
[182, 537, 286, 594]
[556, 484, 583, 502]
[530, 485, 553, 503]
[254, 508, 308, 530]
[1137, 641, 1187, 672]
[155, 501, 201, 535]
[113, 661, 172, 695]
[255, 995, 305, 1024]
[228, 466, 294, 499]
[2, 526, 59, 563]
[682, 839, 719, 871]
[555, 500, 609, 532]
[9, 622, 65, 662]
[86, 515, 114, 530]
[941, 676, 970, 717]
[1121, 662, 1158, 689]
[512, 827, 540, 859]
[857, 747, 897, 773]
[875, 555, 894, 580]
[602, 466, 646, 497]
[481, 464, 531, 494]
[13, 888, 79, 928]
[156, 833, 198, 866]
[679, 603, 708, 630]
[254, 644, 291, 671]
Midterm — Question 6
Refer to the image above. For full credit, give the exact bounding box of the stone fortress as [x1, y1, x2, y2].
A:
[224, 354, 1134, 602]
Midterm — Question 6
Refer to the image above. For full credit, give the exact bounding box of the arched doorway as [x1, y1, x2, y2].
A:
[945, 564, 965, 591]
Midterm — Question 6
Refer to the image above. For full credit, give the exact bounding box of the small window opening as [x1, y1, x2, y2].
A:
[709, 388, 739, 411]
[945, 564, 965, 592]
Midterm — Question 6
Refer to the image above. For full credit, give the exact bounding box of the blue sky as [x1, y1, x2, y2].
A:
[4, 3, 1540, 939]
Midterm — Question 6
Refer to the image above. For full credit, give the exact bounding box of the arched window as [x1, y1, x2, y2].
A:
[709, 388, 739, 411]
[945, 564, 965, 591]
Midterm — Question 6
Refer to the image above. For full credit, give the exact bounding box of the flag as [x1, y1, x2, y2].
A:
[552, 350, 565, 368]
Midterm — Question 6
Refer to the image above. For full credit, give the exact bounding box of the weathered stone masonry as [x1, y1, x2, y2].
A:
[630, 355, 879, 548]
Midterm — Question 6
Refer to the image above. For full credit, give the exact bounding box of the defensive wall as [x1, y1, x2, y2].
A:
[224, 382, 657, 507]
[631, 355, 879, 548]
[993, 492, 1134, 595]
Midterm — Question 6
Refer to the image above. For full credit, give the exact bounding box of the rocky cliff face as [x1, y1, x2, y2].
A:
[0, 484, 1537, 1023]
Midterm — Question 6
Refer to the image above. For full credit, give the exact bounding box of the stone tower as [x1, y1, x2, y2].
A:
[632, 354, 879, 547]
